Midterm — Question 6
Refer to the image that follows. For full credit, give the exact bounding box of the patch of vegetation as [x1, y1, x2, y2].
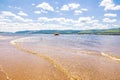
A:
[8, 28, 120, 35]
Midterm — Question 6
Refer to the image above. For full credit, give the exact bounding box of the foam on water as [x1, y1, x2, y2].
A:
[11, 37, 39, 42]
[101, 52, 120, 62]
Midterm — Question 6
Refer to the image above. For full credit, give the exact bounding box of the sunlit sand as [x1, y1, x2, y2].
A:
[0, 36, 69, 80]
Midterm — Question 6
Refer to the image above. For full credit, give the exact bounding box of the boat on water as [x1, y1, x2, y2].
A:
[54, 32, 59, 36]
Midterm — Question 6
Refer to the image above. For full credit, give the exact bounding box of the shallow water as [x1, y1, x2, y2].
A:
[16, 34, 120, 57]
[12, 34, 120, 80]
[0, 38, 69, 80]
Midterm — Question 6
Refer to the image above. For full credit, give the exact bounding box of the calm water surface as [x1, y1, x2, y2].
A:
[13, 34, 120, 80]
[17, 34, 120, 57]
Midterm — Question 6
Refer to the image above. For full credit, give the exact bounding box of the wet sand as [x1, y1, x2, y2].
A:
[0, 36, 69, 80]
[0, 36, 120, 80]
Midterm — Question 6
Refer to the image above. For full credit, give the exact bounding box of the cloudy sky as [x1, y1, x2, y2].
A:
[0, 0, 120, 32]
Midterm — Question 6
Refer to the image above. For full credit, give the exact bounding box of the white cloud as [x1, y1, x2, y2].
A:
[74, 10, 82, 15]
[61, 3, 88, 15]
[0, 11, 26, 22]
[0, 11, 35, 32]
[112, 24, 120, 28]
[78, 17, 96, 23]
[1, 11, 16, 17]
[68, 3, 80, 10]
[61, 3, 80, 11]
[100, 0, 120, 10]
[103, 18, 117, 23]
[92, 23, 109, 29]
[104, 13, 117, 17]
[81, 8, 88, 11]
[0, 11, 118, 32]
[8, 6, 21, 10]
[41, 10, 48, 13]
[35, 10, 48, 14]
[18, 11, 28, 16]
[74, 8, 88, 15]
[0, 18, 11, 23]
[37, 16, 99, 27]
[0, 11, 32, 22]
[34, 11, 41, 14]
[0, 22, 42, 32]
[32, 3, 35, 6]
[14, 7, 22, 10]
[36, 2, 54, 11]
[38, 17, 73, 25]
[61, 5, 69, 11]
[0, 12, 103, 32]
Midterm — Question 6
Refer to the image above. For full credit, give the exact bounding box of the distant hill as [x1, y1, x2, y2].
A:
[77, 28, 120, 35]
[1, 28, 120, 35]
[15, 30, 81, 34]
[15, 28, 120, 35]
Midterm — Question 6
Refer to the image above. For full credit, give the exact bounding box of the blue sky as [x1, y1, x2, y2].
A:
[0, 0, 120, 32]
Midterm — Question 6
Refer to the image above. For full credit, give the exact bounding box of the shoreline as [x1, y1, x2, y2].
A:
[0, 36, 70, 80]
[0, 35, 120, 80]
[11, 36, 120, 80]
[11, 39, 81, 80]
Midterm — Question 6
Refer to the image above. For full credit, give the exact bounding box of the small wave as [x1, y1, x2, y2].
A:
[101, 52, 120, 62]
[11, 37, 40, 43]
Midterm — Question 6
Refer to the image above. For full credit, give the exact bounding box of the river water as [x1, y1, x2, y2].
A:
[16, 34, 120, 57]
[11, 34, 120, 80]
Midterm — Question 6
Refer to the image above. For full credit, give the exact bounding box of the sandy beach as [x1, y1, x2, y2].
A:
[0, 35, 120, 80]
[0, 36, 69, 80]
